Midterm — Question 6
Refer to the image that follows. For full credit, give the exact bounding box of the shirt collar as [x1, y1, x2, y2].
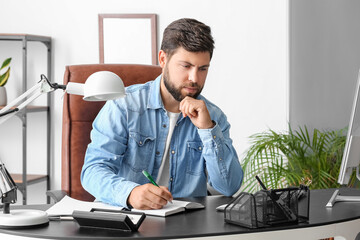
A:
[147, 74, 164, 110]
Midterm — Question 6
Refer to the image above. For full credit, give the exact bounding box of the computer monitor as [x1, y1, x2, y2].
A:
[338, 71, 360, 185]
[326, 70, 360, 207]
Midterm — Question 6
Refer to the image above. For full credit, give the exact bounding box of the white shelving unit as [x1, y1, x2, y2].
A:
[0, 34, 51, 205]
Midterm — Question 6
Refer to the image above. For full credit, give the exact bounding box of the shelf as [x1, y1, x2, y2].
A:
[0, 34, 51, 44]
[11, 174, 48, 185]
[0, 34, 51, 205]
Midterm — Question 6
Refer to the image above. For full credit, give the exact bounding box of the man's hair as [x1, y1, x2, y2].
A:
[160, 18, 215, 60]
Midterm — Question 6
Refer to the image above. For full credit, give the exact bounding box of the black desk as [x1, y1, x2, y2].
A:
[1, 188, 360, 240]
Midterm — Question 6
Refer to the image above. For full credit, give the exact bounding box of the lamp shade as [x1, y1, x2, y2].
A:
[84, 71, 126, 101]
[65, 71, 126, 101]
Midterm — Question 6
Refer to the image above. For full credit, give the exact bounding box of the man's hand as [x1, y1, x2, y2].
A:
[179, 96, 214, 129]
[127, 184, 173, 210]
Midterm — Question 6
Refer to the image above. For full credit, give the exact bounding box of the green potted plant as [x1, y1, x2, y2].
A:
[0, 57, 12, 105]
[241, 125, 358, 193]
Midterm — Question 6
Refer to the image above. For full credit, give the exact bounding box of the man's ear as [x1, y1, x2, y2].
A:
[159, 50, 167, 68]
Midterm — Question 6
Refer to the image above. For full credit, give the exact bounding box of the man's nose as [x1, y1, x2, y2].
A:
[188, 69, 199, 83]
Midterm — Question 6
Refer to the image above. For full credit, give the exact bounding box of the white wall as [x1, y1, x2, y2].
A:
[290, 0, 360, 131]
[0, 0, 288, 203]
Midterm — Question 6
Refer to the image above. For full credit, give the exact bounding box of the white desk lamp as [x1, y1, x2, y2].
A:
[0, 71, 125, 228]
[0, 71, 126, 124]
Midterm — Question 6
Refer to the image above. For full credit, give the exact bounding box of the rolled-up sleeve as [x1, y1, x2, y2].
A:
[197, 116, 243, 196]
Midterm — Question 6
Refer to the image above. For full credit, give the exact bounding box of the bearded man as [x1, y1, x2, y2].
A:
[81, 18, 243, 210]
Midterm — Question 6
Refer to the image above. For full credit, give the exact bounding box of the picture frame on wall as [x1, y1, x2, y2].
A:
[98, 14, 158, 65]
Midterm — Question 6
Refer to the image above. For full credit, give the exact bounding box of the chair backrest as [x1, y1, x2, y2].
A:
[62, 64, 162, 201]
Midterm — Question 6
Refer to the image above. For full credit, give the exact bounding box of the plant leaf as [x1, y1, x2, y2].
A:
[0, 58, 11, 71]
[0, 67, 10, 86]
[241, 125, 349, 192]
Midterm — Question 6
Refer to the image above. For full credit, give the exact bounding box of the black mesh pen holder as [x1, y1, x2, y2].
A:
[224, 185, 309, 228]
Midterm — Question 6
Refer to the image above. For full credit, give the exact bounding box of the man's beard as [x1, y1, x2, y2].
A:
[163, 66, 203, 102]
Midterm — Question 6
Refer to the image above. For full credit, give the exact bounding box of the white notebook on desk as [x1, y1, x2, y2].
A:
[46, 195, 124, 217]
[131, 200, 205, 217]
[46, 196, 204, 218]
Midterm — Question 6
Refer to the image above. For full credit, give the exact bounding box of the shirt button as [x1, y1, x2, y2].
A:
[163, 124, 167, 128]
[171, 150, 175, 154]
[213, 135, 217, 139]
[139, 141, 143, 145]
[170, 177, 173, 182]
[219, 158, 223, 161]
[156, 151, 160, 155]
[198, 147, 202, 151]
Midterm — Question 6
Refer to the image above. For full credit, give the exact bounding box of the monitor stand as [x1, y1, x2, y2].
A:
[326, 189, 360, 207]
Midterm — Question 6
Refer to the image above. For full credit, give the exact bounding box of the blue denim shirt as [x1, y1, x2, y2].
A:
[81, 75, 243, 207]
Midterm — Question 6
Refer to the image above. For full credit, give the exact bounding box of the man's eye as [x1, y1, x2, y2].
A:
[199, 67, 208, 71]
[182, 65, 190, 68]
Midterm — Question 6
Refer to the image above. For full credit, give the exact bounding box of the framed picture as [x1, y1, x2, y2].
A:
[98, 14, 158, 65]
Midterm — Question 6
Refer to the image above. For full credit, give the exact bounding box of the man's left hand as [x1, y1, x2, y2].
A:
[179, 96, 214, 129]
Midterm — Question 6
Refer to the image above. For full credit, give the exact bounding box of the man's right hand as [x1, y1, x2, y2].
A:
[127, 184, 173, 210]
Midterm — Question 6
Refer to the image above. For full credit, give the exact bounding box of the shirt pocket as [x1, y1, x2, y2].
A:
[126, 132, 156, 172]
[186, 141, 205, 176]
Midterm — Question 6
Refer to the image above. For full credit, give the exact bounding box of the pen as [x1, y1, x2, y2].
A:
[255, 175, 268, 190]
[142, 170, 172, 203]
[142, 170, 159, 187]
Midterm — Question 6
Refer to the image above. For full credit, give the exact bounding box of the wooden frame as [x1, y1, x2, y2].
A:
[98, 14, 157, 65]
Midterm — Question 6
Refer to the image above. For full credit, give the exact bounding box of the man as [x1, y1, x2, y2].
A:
[81, 18, 243, 210]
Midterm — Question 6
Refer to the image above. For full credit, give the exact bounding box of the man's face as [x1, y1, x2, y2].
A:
[160, 47, 210, 102]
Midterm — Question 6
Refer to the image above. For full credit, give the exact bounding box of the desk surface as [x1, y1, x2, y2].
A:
[1, 188, 360, 239]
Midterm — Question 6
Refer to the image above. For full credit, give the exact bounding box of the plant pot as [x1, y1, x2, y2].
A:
[0, 86, 7, 105]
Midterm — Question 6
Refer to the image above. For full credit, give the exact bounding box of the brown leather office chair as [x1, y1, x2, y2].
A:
[60, 64, 162, 201]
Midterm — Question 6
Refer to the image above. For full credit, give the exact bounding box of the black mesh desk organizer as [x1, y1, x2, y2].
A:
[224, 186, 309, 228]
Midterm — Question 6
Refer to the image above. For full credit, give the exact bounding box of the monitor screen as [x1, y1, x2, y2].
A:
[338, 70, 360, 185]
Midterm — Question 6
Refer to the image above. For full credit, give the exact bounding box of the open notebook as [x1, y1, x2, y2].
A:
[46, 196, 204, 218]
[131, 200, 204, 217]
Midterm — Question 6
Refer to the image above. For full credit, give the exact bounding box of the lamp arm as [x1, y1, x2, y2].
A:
[0, 81, 42, 115]
[0, 75, 61, 125]
[0, 108, 19, 118]
[0, 84, 43, 125]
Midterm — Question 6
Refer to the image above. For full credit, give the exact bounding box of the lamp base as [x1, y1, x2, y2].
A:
[0, 209, 49, 229]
